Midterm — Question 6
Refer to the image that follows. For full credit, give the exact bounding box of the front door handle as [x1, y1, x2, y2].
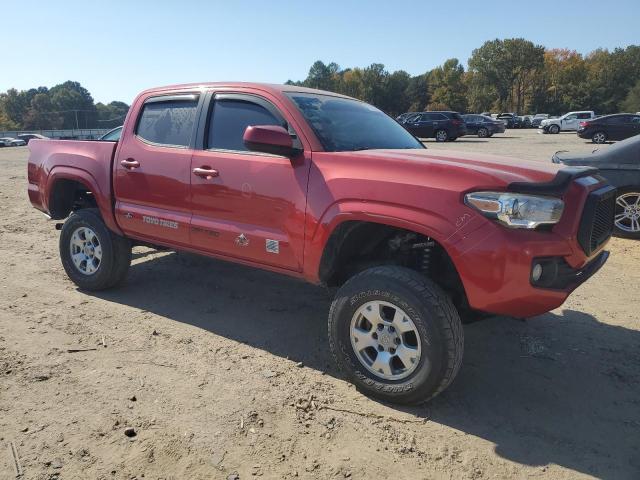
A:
[193, 166, 219, 179]
[120, 158, 140, 169]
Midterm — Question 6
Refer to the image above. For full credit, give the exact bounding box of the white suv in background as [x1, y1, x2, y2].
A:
[539, 111, 596, 134]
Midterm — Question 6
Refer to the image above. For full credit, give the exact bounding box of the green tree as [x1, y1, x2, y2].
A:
[622, 79, 640, 111]
[49, 81, 97, 129]
[468, 38, 544, 113]
[428, 58, 467, 112]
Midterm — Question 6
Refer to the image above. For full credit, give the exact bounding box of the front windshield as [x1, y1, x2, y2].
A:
[285, 92, 424, 152]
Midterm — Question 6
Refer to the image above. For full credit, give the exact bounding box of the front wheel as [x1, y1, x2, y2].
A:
[328, 266, 464, 404]
[435, 129, 449, 142]
[548, 125, 560, 134]
[614, 189, 640, 239]
[477, 127, 489, 138]
[60, 209, 132, 290]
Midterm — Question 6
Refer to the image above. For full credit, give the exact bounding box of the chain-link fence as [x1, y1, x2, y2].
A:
[0, 129, 112, 140]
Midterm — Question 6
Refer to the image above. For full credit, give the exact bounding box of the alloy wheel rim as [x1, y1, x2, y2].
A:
[350, 300, 422, 381]
[69, 226, 102, 275]
[593, 132, 606, 143]
[436, 131, 447, 141]
[615, 193, 640, 233]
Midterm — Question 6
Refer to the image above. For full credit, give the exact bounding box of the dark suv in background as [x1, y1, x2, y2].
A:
[462, 114, 506, 137]
[577, 113, 640, 143]
[401, 111, 467, 141]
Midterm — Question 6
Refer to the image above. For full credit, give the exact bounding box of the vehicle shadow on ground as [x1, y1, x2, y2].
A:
[90, 250, 639, 480]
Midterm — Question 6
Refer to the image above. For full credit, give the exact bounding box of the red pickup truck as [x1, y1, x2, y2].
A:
[27, 83, 615, 404]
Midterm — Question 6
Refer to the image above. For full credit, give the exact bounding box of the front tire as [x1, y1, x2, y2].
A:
[60, 209, 132, 290]
[477, 127, 489, 138]
[549, 124, 560, 134]
[614, 189, 640, 239]
[328, 266, 464, 404]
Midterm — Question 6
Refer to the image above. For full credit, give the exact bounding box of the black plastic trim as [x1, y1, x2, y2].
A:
[508, 166, 598, 196]
[531, 251, 609, 290]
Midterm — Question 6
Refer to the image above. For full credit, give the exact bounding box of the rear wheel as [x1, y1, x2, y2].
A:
[592, 131, 607, 144]
[328, 266, 464, 404]
[614, 189, 640, 239]
[435, 129, 448, 142]
[477, 127, 489, 138]
[60, 209, 132, 290]
[549, 124, 560, 134]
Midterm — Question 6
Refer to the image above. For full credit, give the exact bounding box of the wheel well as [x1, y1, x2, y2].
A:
[319, 221, 469, 310]
[48, 179, 98, 220]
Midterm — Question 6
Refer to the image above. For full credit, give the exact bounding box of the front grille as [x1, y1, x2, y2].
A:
[578, 185, 616, 256]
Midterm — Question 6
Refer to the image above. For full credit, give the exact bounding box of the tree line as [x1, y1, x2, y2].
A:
[0, 81, 128, 131]
[286, 38, 640, 117]
[2, 38, 639, 131]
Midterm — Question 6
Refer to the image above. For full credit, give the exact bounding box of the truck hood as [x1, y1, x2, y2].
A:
[343, 148, 562, 190]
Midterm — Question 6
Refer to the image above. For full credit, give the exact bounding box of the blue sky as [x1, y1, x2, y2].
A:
[2, 0, 639, 104]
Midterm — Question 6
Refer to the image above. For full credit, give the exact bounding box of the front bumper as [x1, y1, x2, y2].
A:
[449, 174, 612, 318]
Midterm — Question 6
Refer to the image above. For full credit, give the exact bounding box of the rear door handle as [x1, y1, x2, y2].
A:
[120, 158, 140, 169]
[193, 166, 219, 179]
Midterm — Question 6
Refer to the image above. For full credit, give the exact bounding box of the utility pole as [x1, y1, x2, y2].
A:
[74, 110, 79, 130]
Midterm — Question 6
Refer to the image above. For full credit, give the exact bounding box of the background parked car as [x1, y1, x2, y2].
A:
[0, 137, 26, 147]
[552, 134, 640, 238]
[401, 111, 467, 142]
[462, 114, 505, 137]
[577, 113, 640, 143]
[540, 111, 595, 133]
[497, 113, 521, 128]
[99, 126, 123, 141]
[16, 133, 49, 144]
[532, 113, 549, 127]
[520, 116, 533, 128]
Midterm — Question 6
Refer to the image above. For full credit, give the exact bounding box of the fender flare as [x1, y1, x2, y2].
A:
[304, 199, 466, 283]
[46, 166, 122, 235]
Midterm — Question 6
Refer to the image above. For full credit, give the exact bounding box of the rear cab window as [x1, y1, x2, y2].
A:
[136, 95, 199, 147]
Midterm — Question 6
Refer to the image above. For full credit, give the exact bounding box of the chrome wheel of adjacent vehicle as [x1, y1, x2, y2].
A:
[615, 192, 640, 233]
[69, 226, 102, 275]
[435, 129, 448, 142]
[350, 300, 422, 381]
[592, 131, 607, 144]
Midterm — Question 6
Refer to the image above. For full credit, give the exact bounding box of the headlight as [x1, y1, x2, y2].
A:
[464, 192, 564, 229]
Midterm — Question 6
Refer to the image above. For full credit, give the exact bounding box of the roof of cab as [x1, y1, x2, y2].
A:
[138, 82, 355, 100]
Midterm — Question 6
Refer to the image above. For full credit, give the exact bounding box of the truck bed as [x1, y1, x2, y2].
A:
[27, 139, 118, 226]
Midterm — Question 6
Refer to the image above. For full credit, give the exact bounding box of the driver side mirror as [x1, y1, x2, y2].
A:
[243, 125, 298, 157]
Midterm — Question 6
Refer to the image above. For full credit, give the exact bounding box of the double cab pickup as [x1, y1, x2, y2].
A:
[27, 83, 615, 403]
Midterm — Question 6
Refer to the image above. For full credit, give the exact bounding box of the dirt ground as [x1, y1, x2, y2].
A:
[1, 129, 639, 480]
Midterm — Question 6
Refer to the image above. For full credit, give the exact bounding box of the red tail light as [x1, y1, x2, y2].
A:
[452, 119, 462, 126]
[579, 121, 590, 127]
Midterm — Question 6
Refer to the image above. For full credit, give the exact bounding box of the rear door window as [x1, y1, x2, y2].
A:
[136, 96, 199, 147]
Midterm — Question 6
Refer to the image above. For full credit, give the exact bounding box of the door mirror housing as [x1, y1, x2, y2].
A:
[243, 125, 297, 157]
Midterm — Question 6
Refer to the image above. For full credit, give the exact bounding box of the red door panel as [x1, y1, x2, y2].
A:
[114, 139, 194, 246]
[189, 149, 309, 271]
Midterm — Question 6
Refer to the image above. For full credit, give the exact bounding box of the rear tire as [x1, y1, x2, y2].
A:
[592, 131, 608, 144]
[328, 266, 464, 404]
[435, 129, 448, 142]
[59, 209, 132, 290]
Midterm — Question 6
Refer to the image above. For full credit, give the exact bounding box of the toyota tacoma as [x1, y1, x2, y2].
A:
[27, 83, 614, 404]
